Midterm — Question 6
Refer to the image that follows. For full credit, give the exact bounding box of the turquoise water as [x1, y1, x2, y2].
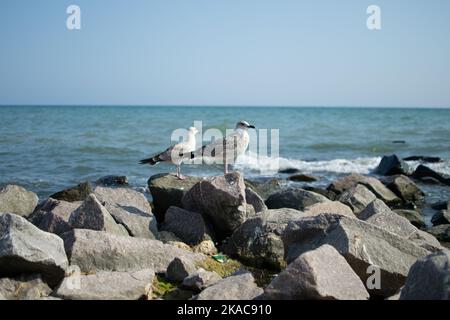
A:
[0, 106, 449, 202]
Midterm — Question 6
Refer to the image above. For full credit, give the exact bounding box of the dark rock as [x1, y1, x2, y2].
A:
[288, 174, 318, 182]
[0, 274, 52, 300]
[0, 213, 68, 287]
[148, 173, 201, 222]
[400, 250, 450, 300]
[0, 185, 39, 218]
[431, 210, 450, 226]
[161, 206, 212, 245]
[182, 172, 247, 239]
[426, 225, 450, 242]
[337, 184, 377, 216]
[166, 257, 197, 282]
[50, 182, 93, 202]
[303, 186, 337, 200]
[265, 188, 329, 211]
[393, 209, 426, 229]
[244, 179, 283, 201]
[263, 245, 369, 300]
[412, 165, 450, 186]
[245, 188, 267, 213]
[403, 156, 442, 163]
[431, 201, 449, 211]
[182, 268, 222, 292]
[278, 168, 300, 174]
[375, 155, 411, 176]
[95, 175, 129, 187]
[383, 175, 424, 203]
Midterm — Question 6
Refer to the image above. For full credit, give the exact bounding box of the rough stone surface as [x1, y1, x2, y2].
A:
[244, 179, 283, 201]
[0, 274, 52, 300]
[265, 188, 330, 211]
[427, 225, 450, 242]
[161, 206, 212, 245]
[393, 209, 426, 229]
[245, 188, 267, 213]
[95, 175, 128, 187]
[412, 165, 450, 186]
[182, 172, 247, 239]
[303, 201, 355, 218]
[148, 173, 201, 222]
[400, 250, 450, 300]
[288, 174, 318, 182]
[338, 184, 377, 216]
[0, 213, 68, 287]
[264, 245, 369, 300]
[194, 272, 263, 300]
[0, 185, 39, 217]
[375, 155, 411, 176]
[54, 269, 154, 300]
[61, 229, 205, 274]
[384, 175, 425, 203]
[283, 213, 430, 296]
[193, 240, 218, 256]
[166, 257, 197, 282]
[431, 210, 450, 226]
[50, 182, 93, 202]
[182, 268, 222, 292]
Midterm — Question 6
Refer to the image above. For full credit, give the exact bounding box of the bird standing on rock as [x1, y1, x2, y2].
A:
[140, 126, 198, 180]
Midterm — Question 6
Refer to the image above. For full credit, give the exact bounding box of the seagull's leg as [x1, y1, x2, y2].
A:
[176, 165, 186, 180]
[224, 158, 228, 175]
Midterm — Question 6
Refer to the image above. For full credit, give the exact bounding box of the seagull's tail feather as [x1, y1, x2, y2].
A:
[139, 154, 162, 166]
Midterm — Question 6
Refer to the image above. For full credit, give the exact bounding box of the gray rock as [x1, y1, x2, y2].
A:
[225, 208, 304, 270]
[283, 213, 430, 296]
[431, 209, 450, 226]
[244, 179, 283, 201]
[194, 272, 263, 300]
[0, 185, 38, 217]
[288, 174, 318, 182]
[384, 175, 424, 203]
[182, 268, 222, 292]
[360, 199, 441, 252]
[28, 198, 80, 235]
[245, 188, 267, 213]
[69, 194, 128, 236]
[161, 206, 211, 245]
[303, 201, 355, 218]
[54, 269, 154, 300]
[158, 231, 182, 243]
[182, 172, 247, 239]
[303, 186, 337, 200]
[0, 213, 68, 287]
[166, 257, 197, 282]
[375, 155, 411, 176]
[400, 250, 450, 300]
[148, 173, 201, 222]
[0, 274, 52, 300]
[61, 229, 205, 274]
[93, 186, 157, 239]
[265, 188, 330, 211]
[95, 175, 128, 187]
[427, 225, 450, 242]
[50, 182, 93, 202]
[393, 209, 426, 229]
[338, 184, 377, 216]
[328, 173, 370, 194]
[264, 245, 369, 300]
[412, 165, 450, 186]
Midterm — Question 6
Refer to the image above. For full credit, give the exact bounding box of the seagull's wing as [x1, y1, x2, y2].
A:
[192, 131, 243, 160]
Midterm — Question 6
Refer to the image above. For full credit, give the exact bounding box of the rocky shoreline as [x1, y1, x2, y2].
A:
[0, 154, 449, 300]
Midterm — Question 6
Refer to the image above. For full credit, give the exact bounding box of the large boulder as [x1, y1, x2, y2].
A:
[288, 174, 318, 182]
[431, 209, 450, 226]
[60, 229, 205, 274]
[166, 257, 197, 282]
[244, 178, 283, 201]
[93, 186, 157, 239]
[412, 165, 450, 186]
[69, 194, 128, 236]
[283, 213, 430, 297]
[338, 184, 377, 216]
[182, 268, 222, 292]
[245, 188, 267, 213]
[264, 245, 369, 300]
[393, 209, 426, 229]
[303, 201, 355, 218]
[28, 198, 80, 235]
[360, 199, 441, 252]
[265, 188, 330, 211]
[193, 272, 263, 300]
[54, 269, 154, 300]
[375, 155, 411, 176]
[148, 173, 201, 222]
[182, 172, 248, 239]
[0, 213, 68, 287]
[50, 182, 93, 202]
[383, 175, 424, 203]
[400, 250, 450, 300]
[427, 225, 450, 242]
[0, 274, 52, 300]
[0, 185, 38, 217]
[224, 208, 304, 270]
[161, 206, 212, 245]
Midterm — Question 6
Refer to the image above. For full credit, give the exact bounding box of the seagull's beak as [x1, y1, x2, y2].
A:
[248, 124, 256, 129]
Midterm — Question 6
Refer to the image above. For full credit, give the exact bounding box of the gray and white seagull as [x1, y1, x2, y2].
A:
[190, 120, 256, 174]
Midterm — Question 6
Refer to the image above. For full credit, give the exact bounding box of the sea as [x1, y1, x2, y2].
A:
[1, 106, 449, 221]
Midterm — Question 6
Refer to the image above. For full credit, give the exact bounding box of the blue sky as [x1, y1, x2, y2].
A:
[0, 0, 449, 107]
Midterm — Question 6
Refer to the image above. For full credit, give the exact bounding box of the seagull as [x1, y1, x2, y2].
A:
[140, 126, 199, 180]
[190, 120, 256, 174]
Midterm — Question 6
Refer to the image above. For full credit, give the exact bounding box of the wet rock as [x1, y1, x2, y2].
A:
[264, 245, 369, 300]
[431, 209, 450, 226]
[400, 250, 450, 300]
[182, 268, 222, 292]
[50, 182, 93, 202]
[182, 172, 247, 239]
[61, 229, 205, 274]
[0, 185, 39, 217]
[412, 165, 450, 186]
[54, 269, 154, 300]
[0, 274, 52, 300]
[95, 175, 128, 187]
[403, 156, 442, 163]
[288, 174, 318, 182]
[0, 213, 68, 287]
[245, 188, 267, 213]
[148, 173, 201, 222]
[383, 175, 424, 203]
[278, 168, 300, 174]
[393, 209, 426, 229]
[375, 155, 411, 176]
[266, 188, 330, 211]
[426, 225, 450, 242]
[166, 257, 197, 282]
[338, 184, 377, 216]
[194, 272, 263, 300]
